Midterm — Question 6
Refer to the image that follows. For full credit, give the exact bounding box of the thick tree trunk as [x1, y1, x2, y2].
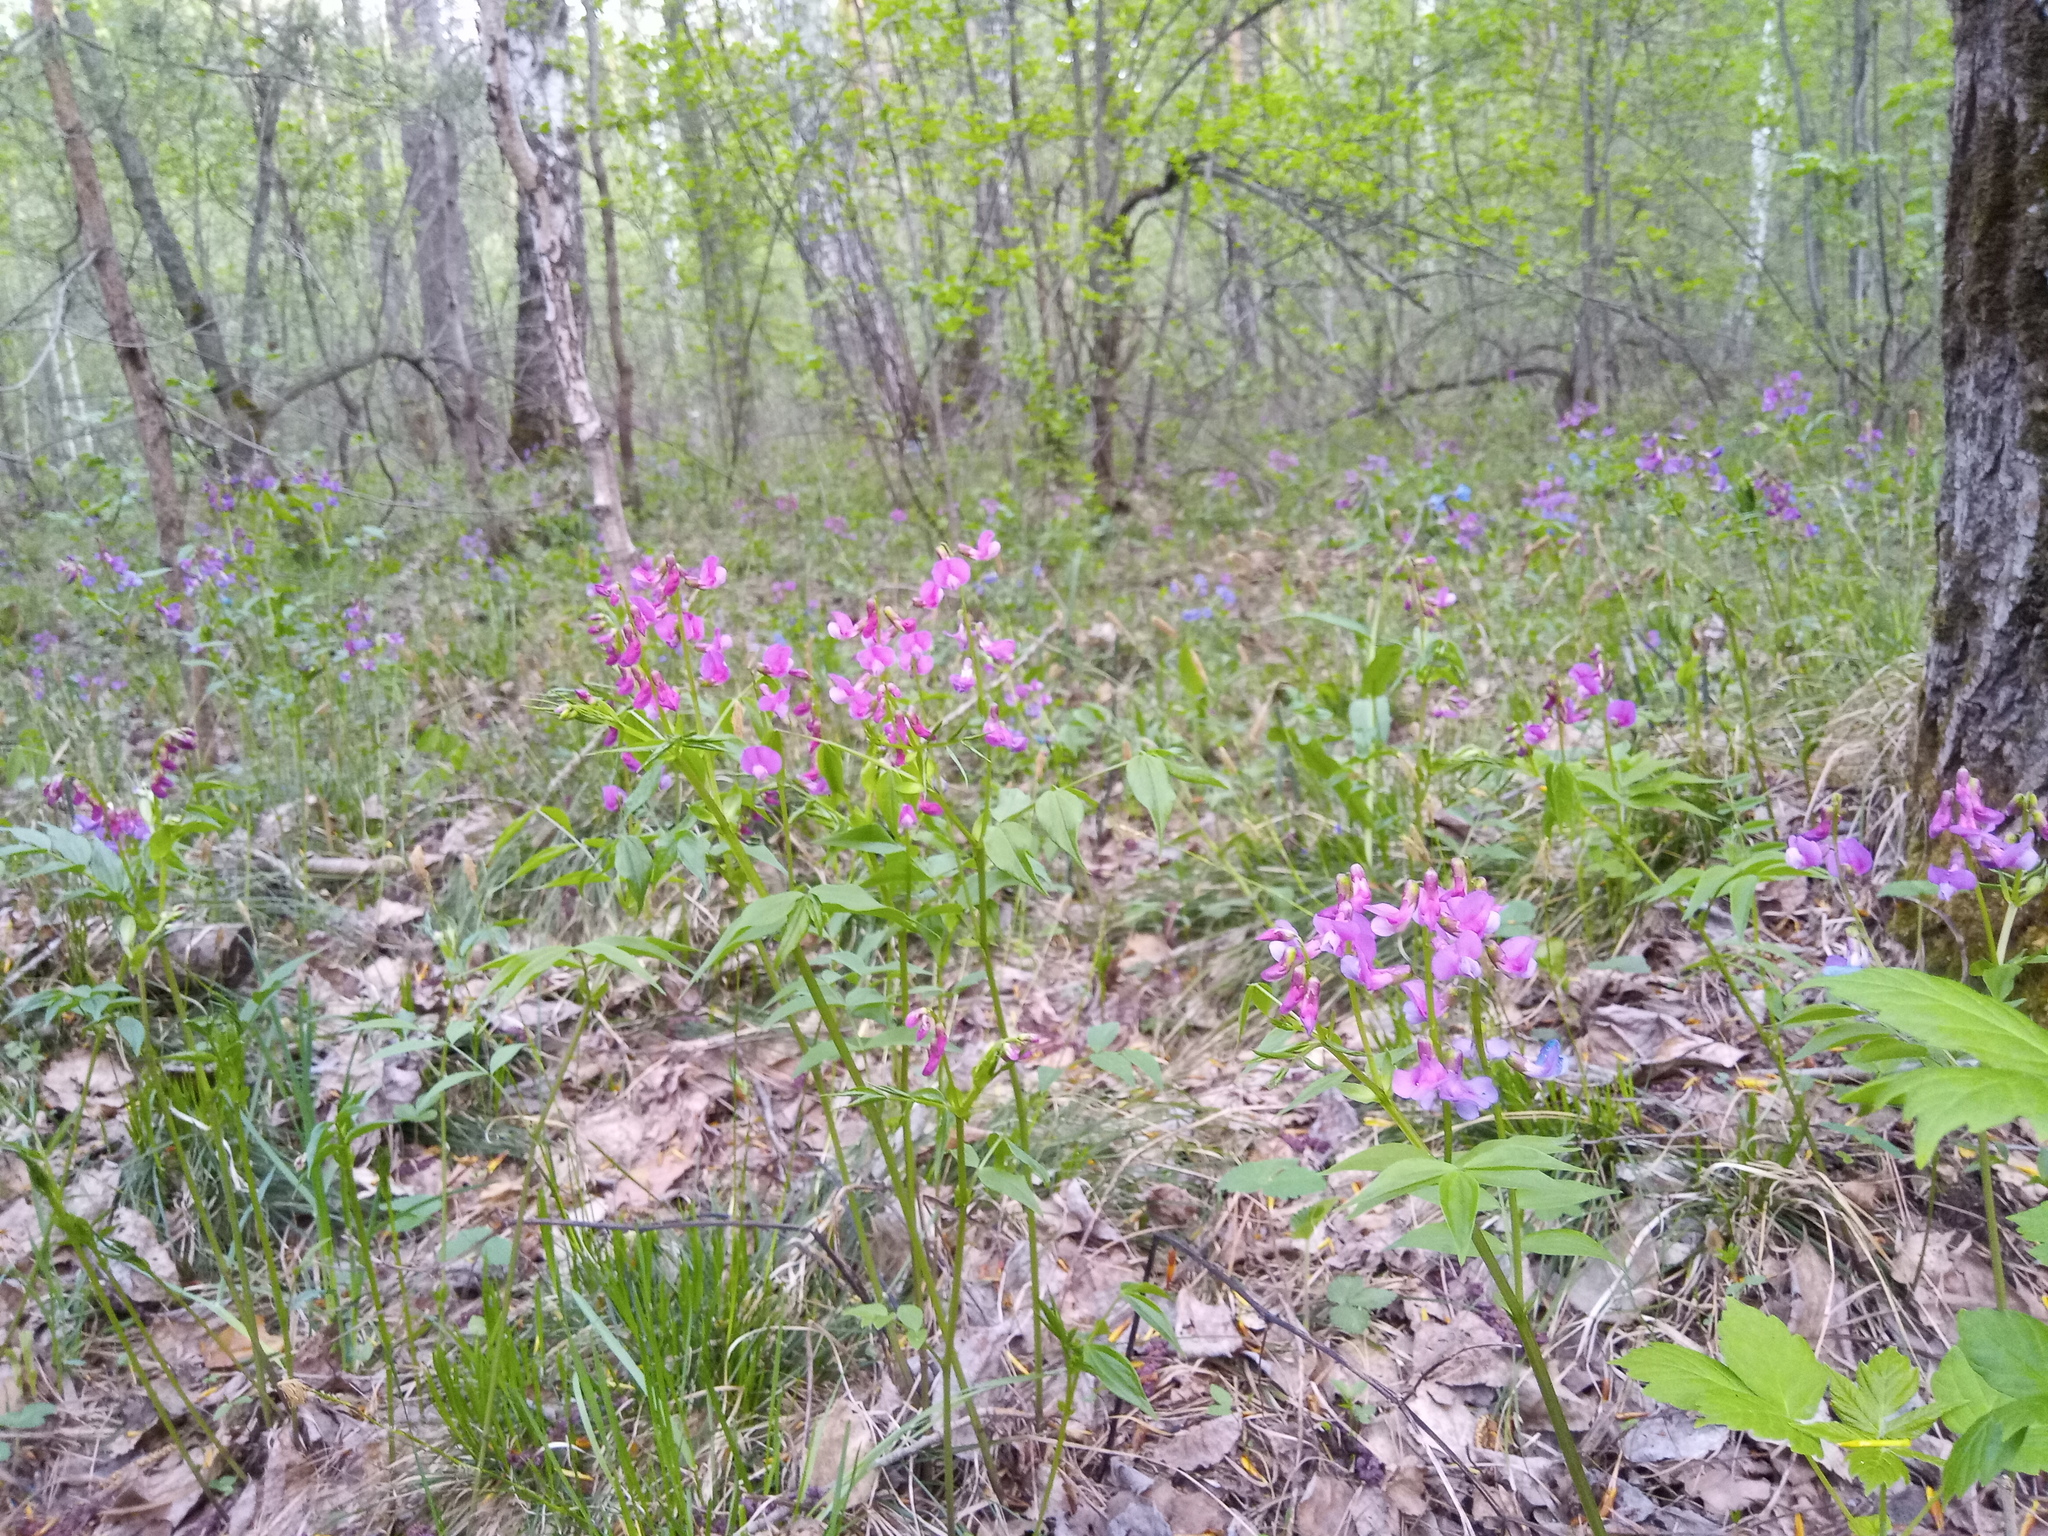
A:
[509, 202, 565, 456]
[33, 0, 207, 742]
[389, 0, 490, 495]
[64, 3, 262, 462]
[482, 0, 632, 559]
[584, 0, 638, 509]
[1916, 0, 2048, 808]
[33, 0, 183, 571]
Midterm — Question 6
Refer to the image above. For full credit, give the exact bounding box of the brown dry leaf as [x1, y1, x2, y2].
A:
[42, 1049, 134, 1116]
[223, 1415, 386, 1536]
[0, 1197, 40, 1272]
[1620, 1411, 1729, 1464]
[1892, 1228, 1998, 1329]
[106, 1207, 176, 1304]
[1143, 1479, 1230, 1535]
[1788, 1241, 1838, 1353]
[1143, 1413, 1240, 1472]
[1173, 1293, 1242, 1359]
[1409, 1311, 1511, 1389]
[1297, 1474, 1358, 1536]
[1121, 933, 1172, 969]
[1680, 1463, 1773, 1516]
[798, 1396, 877, 1509]
[93, 1444, 206, 1535]
[566, 1050, 718, 1206]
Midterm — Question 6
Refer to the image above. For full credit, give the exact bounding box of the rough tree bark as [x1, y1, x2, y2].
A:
[1916, 0, 2048, 808]
[33, 0, 183, 571]
[389, 0, 491, 495]
[583, 0, 638, 509]
[482, 0, 633, 558]
[33, 0, 206, 738]
[64, 3, 263, 462]
[509, 202, 566, 456]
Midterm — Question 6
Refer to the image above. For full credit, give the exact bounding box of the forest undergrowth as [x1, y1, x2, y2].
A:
[5, 386, 2044, 1536]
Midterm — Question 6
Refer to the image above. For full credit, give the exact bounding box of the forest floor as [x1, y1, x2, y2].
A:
[0, 394, 2019, 1536]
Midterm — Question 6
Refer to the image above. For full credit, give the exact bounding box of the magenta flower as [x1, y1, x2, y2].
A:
[1430, 690, 1474, 719]
[827, 610, 861, 640]
[1567, 661, 1606, 700]
[978, 634, 1017, 665]
[890, 507, 909, 523]
[622, 751, 644, 775]
[699, 646, 731, 686]
[1929, 852, 1978, 900]
[1493, 934, 1540, 978]
[932, 555, 972, 591]
[761, 643, 796, 677]
[1400, 978, 1434, 1027]
[1759, 371, 1812, 421]
[1979, 831, 2041, 873]
[1607, 699, 1637, 728]
[908, 1008, 948, 1076]
[685, 555, 728, 589]
[739, 744, 782, 780]
[964, 529, 1001, 561]
[758, 684, 791, 717]
[983, 713, 1029, 752]
[914, 578, 945, 609]
[1431, 928, 1486, 983]
[856, 641, 897, 675]
[1267, 449, 1300, 475]
[602, 785, 625, 813]
[1523, 719, 1555, 749]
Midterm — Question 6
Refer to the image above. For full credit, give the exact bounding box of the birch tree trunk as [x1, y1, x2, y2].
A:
[389, 0, 490, 495]
[482, 0, 633, 558]
[583, 0, 637, 508]
[1915, 0, 2048, 808]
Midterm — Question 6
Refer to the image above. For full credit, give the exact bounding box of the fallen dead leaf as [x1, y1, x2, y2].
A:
[798, 1396, 876, 1508]
[1142, 1413, 1240, 1471]
[1173, 1293, 1242, 1359]
[1620, 1410, 1730, 1464]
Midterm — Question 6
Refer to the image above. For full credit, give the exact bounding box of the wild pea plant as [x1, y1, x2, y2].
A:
[543, 534, 1206, 1528]
[1616, 767, 2048, 1524]
[1243, 859, 1618, 1536]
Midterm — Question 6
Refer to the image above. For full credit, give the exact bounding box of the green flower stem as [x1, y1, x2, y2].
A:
[1981, 1133, 2008, 1310]
[1469, 1225, 1609, 1536]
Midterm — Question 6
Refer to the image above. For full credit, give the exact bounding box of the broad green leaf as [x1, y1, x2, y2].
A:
[1620, 1301, 1829, 1455]
[812, 882, 884, 913]
[1843, 1068, 2048, 1165]
[1219, 1159, 1328, 1199]
[1826, 969, 2048, 1075]
[1959, 1307, 2048, 1400]
[1125, 753, 1177, 839]
[1438, 1168, 1479, 1246]
[1035, 787, 1089, 862]
[1079, 1342, 1155, 1414]
[976, 1165, 1042, 1212]
[1520, 1228, 1615, 1261]
[983, 821, 1046, 892]
[1121, 1281, 1179, 1350]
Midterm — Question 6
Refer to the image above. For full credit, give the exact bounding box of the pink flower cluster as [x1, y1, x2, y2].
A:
[1759, 371, 1812, 421]
[588, 537, 1033, 810]
[145, 726, 199, 800]
[1521, 650, 1635, 749]
[1257, 863, 1542, 1029]
[44, 775, 147, 846]
[1785, 814, 1873, 880]
[1925, 769, 2042, 898]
